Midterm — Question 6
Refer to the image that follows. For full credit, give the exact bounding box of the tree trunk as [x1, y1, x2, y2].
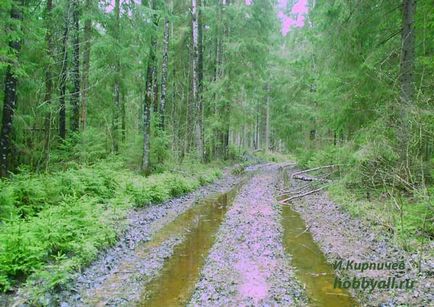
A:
[112, 0, 121, 152]
[191, 0, 204, 161]
[265, 83, 270, 151]
[81, 0, 92, 130]
[399, 0, 416, 161]
[159, 16, 170, 130]
[0, 0, 22, 177]
[59, 0, 70, 140]
[142, 0, 158, 172]
[121, 88, 126, 141]
[152, 60, 159, 114]
[42, 0, 54, 170]
[71, 0, 80, 132]
[221, 0, 230, 159]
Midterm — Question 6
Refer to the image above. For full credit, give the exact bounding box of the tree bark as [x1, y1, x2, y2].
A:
[265, 83, 270, 151]
[0, 0, 22, 177]
[142, 0, 158, 172]
[112, 0, 121, 152]
[59, 0, 70, 140]
[221, 0, 230, 159]
[191, 0, 204, 161]
[71, 0, 80, 132]
[42, 0, 54, 170]
[399, 0, 416, 161]
[159, 16, 170, 130]
[81, 0, 92, 130]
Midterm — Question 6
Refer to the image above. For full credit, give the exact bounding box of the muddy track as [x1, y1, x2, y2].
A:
[285, 166, 434, 306]
[28, 163, 432, 306]
[55, 168, 242, 306]
[189, 164, 307, 306]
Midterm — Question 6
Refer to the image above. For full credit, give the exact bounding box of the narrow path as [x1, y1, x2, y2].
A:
[189, 164, 307, 306]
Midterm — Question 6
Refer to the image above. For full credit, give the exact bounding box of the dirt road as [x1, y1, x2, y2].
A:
[52, 163, 432, 306]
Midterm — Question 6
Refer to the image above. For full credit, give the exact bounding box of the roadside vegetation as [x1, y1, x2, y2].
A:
[0, 0, 432, 304]
[295, 146, 433, 252]
[0, 156, 223, 295]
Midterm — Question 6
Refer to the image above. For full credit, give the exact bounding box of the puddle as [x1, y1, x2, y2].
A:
[279, 168, 357, 306]
[139, 181, 243, 306]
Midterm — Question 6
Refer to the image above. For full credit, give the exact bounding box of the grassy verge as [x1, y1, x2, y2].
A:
[328, 182, 433, 251]
[0, 158, 224, 300]
[294, 146, 433, 252]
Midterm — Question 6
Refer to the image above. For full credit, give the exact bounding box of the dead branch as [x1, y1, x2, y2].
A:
[292, 174, 331, 182]
[295, 225, 311, 238]
[291, 164, 340, 179]
[279, 186, 326, 204]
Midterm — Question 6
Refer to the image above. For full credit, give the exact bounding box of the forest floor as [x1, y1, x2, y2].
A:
[11, 163, 433, 306]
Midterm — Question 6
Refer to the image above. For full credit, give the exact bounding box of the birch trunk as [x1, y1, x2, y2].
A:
[159, 16, 170, 130]
[191, 0, 204, 161]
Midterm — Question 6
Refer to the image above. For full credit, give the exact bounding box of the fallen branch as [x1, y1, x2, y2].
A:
[291, 164, 340, 179]
[292, 174, 330, 182]
[279, 186, 326, 204]
[295, 225, 311, 238]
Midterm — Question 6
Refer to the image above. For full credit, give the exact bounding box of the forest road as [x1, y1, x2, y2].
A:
[58, 162, 432, 306]
[59, 163, 310, 306]
[188, 163, 307, 306]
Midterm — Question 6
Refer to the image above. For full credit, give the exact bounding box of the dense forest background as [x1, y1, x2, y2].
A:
[0, 0, 433, 301]
[0, 0, 433, 177]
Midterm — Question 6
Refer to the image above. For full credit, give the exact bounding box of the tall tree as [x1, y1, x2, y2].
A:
[112, 0, 121, 152]
[399, 0, 417, 161]
[159, 14, 170, 130]
[59, 0, 70, 140]
[0, 0, 22, 177]
[70, 0, 80, 132]
[42, 0, 54, 169]
[81, 0, 92, 130]
[191, 0, 204, 161]
[265, 83, 270, 151]
[142, 0, 158, 172]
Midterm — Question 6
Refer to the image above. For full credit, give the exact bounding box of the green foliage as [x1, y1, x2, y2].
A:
[0, 162, 119, 220]
[400, 201, 434, 240]
[125, 167, 221, 207]
[0, 196, 118, 292]
[0, 160, 223, 294]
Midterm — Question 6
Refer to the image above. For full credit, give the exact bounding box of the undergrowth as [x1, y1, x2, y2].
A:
[295, 144, 433, 251]
[0, 158, 223, 300]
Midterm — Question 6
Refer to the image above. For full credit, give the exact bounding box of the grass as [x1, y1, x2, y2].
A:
[294, 146, 433, 251]
[0, 158, 223, 302]
[327, 180, 433, 251]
